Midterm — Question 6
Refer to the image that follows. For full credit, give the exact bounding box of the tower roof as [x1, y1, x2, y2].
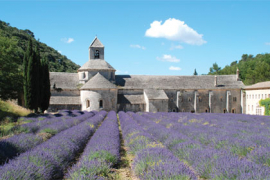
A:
[78, 59, 115, 71]
[80, 73, 117, 90]
[90, 37, 104, 48]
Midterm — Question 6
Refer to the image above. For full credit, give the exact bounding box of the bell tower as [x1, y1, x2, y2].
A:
[89, 36, 104, 60]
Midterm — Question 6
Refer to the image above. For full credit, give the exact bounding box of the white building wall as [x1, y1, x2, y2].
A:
[245, 89, 270, 115]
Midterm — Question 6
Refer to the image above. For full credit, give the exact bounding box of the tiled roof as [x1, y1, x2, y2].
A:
[90, 37, 104, 47]
[245, 81, 270, 90]
[80, 73, 117, 90]
[50, 72, 79, 90]
[78, 60, 115, 71]
[115, 75, 244, 90]
[50, 96, 81, 105]
[144, 89, 168, 100]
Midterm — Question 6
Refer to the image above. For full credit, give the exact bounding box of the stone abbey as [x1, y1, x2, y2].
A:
[49, 37, 245, 113]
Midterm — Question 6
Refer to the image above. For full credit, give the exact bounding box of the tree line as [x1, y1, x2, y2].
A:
[208, 53, 270, 85]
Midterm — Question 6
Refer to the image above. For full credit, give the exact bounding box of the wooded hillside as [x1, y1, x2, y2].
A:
[208, 54, 270, 85]
[0, 20, 80, 72]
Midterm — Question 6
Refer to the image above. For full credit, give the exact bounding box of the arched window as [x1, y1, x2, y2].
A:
[205, 109, 208, 113]
[99, 100, 103, 108]
[223, 109, 226, 113]
[232, 109, 235, 113]
[86, 100, 90, 108]
[95, 50, 100, 59]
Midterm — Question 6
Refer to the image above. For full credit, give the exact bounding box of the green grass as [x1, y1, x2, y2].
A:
[0, 100, 31, 137]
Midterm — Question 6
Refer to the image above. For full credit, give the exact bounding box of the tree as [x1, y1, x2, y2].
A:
[23, 40, 32, 108]
[209, 62, 221, 75]
[39, 57, 51, 112]
[0, 36, 22, 100]
[193, 69, 198, 75]
[24, 40, 40, 112]
[259, 98, 270, 116]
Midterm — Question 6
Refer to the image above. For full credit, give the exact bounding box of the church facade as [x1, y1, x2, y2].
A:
[49, 37, 245, 113]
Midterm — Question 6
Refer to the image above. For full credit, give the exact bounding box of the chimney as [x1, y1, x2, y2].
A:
[214, 75, 218, 87]
[236, 68, 240, 81]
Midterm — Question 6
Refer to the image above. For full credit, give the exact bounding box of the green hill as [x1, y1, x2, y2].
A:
[0, 20, 80, 72]
[208, 54, 270, 85]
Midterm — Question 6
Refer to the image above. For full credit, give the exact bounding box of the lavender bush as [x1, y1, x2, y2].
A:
[0, 111, 107, 180]
[119, 111, 197, 180]
[66, 111, 120, 179]
[138, 112, 270, 179]
[0, 111, 96, 165]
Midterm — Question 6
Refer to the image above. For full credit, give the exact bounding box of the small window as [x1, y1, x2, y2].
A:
[99, 100, 103, 108]
[258, 94, 260, 99]
[232, 109, 235, 113]
[223, 109, 226, 113]
[268, 94, 270, 98]
[248, 105, 250, 111]
[220, 97, 223, 102]
[172, 109, 176, 112]
[252, 105, 253, 111]
[95, 50, 100, 59]
[252, 95, 254, 99]
[262, 94, 264, 99]
[205, 109, 208, 113]
[233, 97, 237, 102]
[86, 100, 90, 108]
[199, 97, 202, 102]
[255, 94, 257, 99]
[188, 98, 191, 102]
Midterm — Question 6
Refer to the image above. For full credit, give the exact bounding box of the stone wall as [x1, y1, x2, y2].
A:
[148, 99, 168, 112]
[80, 89, 117, 111]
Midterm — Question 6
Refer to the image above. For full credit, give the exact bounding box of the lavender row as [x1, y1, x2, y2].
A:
[65, 111, 120, 179]
[137, 112, 270, 179]
[37, 111, 96, 135]
[119, 111, 197, 180]
[0, 111, 96, 165]
[0, 111, 107, 180]
[15, 110, 89, 133]
[144, 112, 270, 167]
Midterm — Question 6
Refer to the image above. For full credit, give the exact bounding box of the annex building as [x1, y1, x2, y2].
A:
[48, 37, 246, 113]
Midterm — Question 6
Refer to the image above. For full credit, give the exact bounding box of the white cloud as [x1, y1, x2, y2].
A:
[130, 44, 146, 50]
[58, 50, 62, 54]
[169, 66, 181, 71]
[157, 54, 180, 63]
[145, 18, 206, 45]
[170, 44, 184, 50]
[61, 37, 74, 43]
[265, 42, 270, 45]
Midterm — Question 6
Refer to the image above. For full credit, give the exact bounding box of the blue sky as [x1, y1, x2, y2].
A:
[1, 1, 270, 75]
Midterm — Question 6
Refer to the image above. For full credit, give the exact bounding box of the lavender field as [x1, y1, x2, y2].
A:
[1, 111, 270, 180]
